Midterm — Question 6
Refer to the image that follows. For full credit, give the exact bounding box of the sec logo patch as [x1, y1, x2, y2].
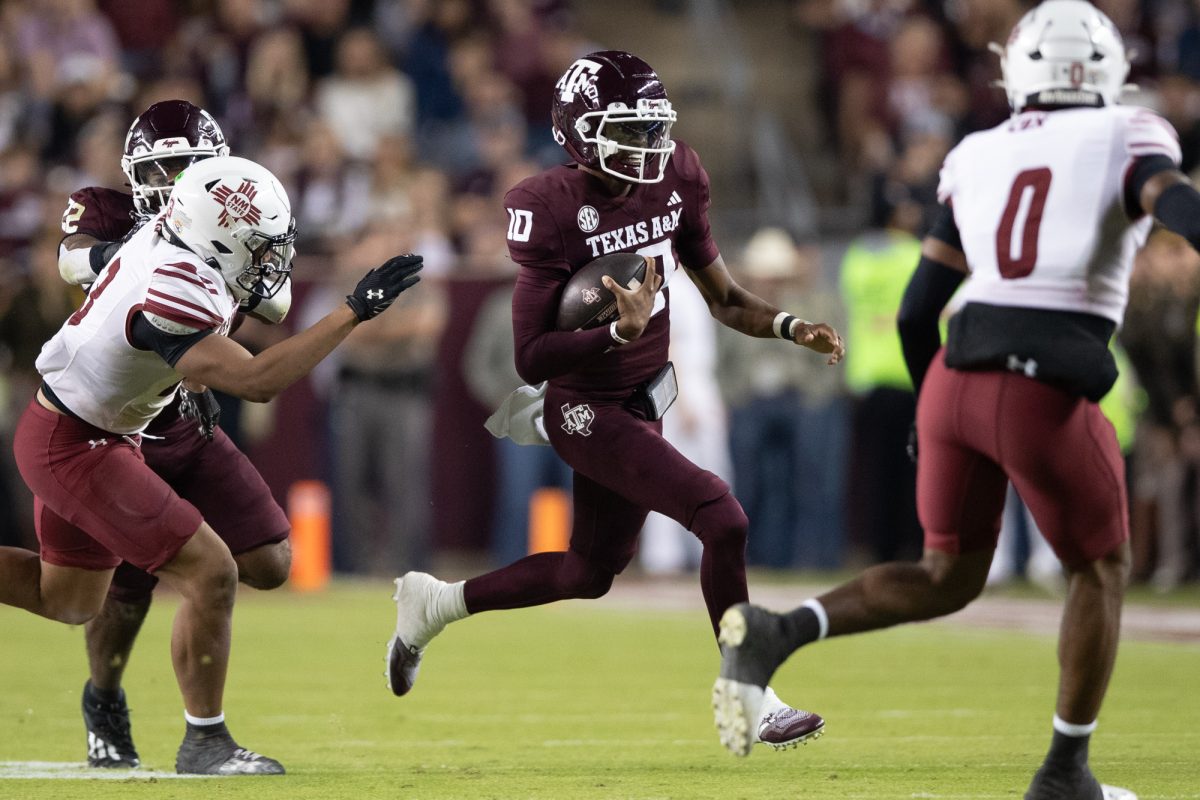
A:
[577, 205, 599, 233]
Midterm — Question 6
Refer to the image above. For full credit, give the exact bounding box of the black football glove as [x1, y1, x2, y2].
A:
[179, 387, 221, 443]
[345, 254, 423, 322]
[906, 421, 918, 465]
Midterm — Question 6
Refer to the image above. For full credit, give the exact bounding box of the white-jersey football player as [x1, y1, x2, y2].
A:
[3, 155, 423, 774]
[714, 3, 1199, 798]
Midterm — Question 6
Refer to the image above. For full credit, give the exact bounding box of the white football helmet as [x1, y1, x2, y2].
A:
[993, 0, 1130, 113]
[163, 156, 296, 301]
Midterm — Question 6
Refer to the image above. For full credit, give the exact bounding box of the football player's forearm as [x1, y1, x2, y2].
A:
[710, 286, 783, 338]
[514, 328, 615, 384]
[240, 306, 359, 401]
[58, 234, 107, 285]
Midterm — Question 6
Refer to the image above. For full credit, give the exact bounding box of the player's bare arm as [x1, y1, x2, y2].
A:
[175, 255, 422, 402]
[603, 255, 662, 341]
[688, 254, 845, 364]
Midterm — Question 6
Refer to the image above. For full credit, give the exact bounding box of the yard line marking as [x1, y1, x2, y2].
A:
[0, 761, 214, 780]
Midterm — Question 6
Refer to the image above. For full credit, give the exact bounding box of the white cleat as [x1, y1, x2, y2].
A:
[1101, 786, 1137, 800]
[385, 572, 450, 697]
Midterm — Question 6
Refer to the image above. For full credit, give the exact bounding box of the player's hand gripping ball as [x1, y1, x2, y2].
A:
[555, 252, 649, 331]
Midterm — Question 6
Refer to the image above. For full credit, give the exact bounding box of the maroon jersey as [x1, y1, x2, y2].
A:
[504, 140, 720, 398]
[60, 186, 138, 243]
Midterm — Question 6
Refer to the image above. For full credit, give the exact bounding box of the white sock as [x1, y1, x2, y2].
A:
[435, 580, 468, 626]
[802, 598, 829, 640]
[184, 710, 225, 727]
[1052, 714, 1097, 737]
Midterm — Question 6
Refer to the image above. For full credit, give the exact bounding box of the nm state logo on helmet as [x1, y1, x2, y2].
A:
[211, 179, 262, 229]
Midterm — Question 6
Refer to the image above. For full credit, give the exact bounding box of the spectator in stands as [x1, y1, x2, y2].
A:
[1121, 230, 1200, 590]
[839, 212, 923, 563]
[329, 220, 446, 576]
[315, 27, 415, 163]
[719, 228, 847, 569]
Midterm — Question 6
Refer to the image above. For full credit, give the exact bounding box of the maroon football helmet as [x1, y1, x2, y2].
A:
[551, 50, 677, 184]
[121, 100, 230, 216]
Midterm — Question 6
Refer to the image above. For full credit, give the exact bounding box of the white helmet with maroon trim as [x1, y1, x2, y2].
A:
[163, 156, 295, 301]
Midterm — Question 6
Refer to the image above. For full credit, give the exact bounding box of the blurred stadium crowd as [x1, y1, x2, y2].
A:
[0, 0, 1198, 591]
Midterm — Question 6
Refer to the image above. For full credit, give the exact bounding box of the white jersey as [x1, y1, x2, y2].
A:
[942, 105, 1181, 323]
[37, 220, 237, 434]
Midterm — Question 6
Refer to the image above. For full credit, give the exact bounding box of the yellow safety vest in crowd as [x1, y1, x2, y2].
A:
[840, 229, 922, 394]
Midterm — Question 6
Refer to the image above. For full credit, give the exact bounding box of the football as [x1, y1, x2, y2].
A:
[555, 252, 649, 331]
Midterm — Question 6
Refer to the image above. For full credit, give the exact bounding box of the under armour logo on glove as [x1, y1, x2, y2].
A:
[346, 254, 424, 321]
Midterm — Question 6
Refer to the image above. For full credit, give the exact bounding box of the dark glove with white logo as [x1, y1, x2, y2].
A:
[345, 254, 423, 322]
[906, 421, 918, 465]
[179, 387, 221, 443]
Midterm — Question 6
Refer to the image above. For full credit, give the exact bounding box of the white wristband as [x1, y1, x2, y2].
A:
[772, 311, 804, 341]
[609, 320, 631, 346]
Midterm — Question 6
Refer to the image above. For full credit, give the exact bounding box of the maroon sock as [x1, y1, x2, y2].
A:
[463, 550, 614, 613]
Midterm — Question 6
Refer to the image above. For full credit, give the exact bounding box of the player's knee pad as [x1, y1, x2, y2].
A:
[106, 561, 158, 606]
[690, 493, 749, 551]
[556, 552, 615, 599]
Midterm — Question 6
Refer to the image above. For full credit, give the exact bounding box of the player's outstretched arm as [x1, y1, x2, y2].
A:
[174, 254, 422, 402]
[688, 254, 845, 364]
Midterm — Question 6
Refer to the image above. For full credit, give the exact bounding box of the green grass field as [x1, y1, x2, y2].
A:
[2, 579, 1198, 800]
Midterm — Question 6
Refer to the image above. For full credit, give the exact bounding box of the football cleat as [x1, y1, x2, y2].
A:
[713, 681, 824, 756]
[1025, 762, 1108, 800]
[175, 726, 284, 775]
[756, 694, 825, 751]
[713, 604, 821, 756]
[82, 681, 140, 768]
[386, 572, 451, 697]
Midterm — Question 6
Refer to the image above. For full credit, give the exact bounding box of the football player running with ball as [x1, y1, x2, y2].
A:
[57, 99, 296, 772]
[714, 3, 1197, 797]
[386, 50, 843, 753]
[2, 155, 422, 774]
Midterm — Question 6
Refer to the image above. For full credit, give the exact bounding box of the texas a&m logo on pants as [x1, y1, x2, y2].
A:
[560, 403, 595, 436]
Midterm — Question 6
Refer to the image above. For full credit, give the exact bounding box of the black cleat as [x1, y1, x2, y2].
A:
[716, 603, 795, 688]
[175, 725, 285, 775]
[82, 681, 139, 768]
[1025, 762, 1108, 800]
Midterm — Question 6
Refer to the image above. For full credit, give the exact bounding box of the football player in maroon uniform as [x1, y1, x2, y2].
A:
[57, 101, 293, 770]
[386, 51, 843, 752]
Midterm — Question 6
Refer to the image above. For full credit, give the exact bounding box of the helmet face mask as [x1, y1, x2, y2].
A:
[996, 0, 1130, 114]
[121, 100, 230, 216]
[163, 156, 296, 301]
[233, 222, 296, 299]
[551, 51, 678, 184]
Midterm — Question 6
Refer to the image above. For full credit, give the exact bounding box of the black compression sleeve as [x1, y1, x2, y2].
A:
[927, 203, 962, 250]
[1125, 155, 1178, 217]
[897, 255, 966, 396]
[1153, 181, 1200, 251]
[130, 312, 215, 367]
[87, 241, 122, 275]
